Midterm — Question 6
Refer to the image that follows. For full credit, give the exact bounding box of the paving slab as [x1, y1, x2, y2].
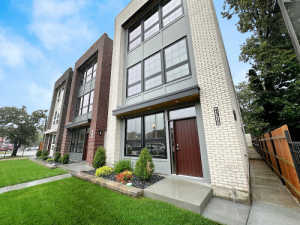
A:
[203, 197, 250, 225]
[144, 176, 212, 214]
[58, 161, 94, 173]
[247, 202, 300, 225]
[0, 174, 71, 194]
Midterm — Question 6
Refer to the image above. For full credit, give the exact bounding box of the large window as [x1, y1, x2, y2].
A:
[126, 38, 190, 97]
[129, 25, 142, 51]
[127, 0, 184, 50]
[164, 38, 190, 82]
[127, 63, 142, 97]
[80, 62, 97, 87]
[144, 52, 162, 90]
[77, 90, 94, 116]
[125, 112, 166, 158]
[69, 128, 87, 153]
[162, 0, 183, 27]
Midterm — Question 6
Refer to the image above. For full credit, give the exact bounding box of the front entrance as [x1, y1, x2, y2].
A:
[173, 118, 203, 177]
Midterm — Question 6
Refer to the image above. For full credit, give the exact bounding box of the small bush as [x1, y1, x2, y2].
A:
[115, 170, 133, 184]
[93, 146, 106, 169]
[47, 158, 55, 163]
[41, 151, 49, 160]
[114, 160, 132, 173]
[61, 154, 69, 164]
[134, 148, 154, 180]
[95, 166, 113, 177]
[36, 150, 42, 158]
[54, 152, 61, 162]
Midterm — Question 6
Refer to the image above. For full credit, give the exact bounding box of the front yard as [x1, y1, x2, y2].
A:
[0, 159, 66, 187]
[0, 177, 220, 225]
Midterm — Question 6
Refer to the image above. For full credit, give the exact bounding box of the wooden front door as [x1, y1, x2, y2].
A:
[174, 118, 203, 177]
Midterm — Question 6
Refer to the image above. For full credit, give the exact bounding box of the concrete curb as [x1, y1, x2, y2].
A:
[71, 171, 143, 198]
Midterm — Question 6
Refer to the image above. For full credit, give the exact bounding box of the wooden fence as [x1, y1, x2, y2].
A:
[256, 125, 300, 201]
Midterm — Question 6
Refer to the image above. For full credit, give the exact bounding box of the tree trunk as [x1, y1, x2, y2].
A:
[11, 142, 20, 157]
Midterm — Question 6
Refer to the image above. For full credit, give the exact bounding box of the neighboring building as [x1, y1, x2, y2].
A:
[105, 0, 249, 202]
[43, 68, 73, 157]
[60, 34, 113, 164]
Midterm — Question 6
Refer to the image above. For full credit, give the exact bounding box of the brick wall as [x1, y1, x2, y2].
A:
[186, 0, 249, 201]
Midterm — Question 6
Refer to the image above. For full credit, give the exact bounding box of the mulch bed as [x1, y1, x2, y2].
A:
[83, 170, 164, 189]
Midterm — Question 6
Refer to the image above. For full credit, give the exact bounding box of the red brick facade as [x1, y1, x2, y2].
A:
[60, 33, 113, 164]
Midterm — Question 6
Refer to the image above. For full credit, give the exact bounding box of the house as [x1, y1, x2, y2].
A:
[43, 68, 73, 156]
[104, 0, 250, 202]
[60, 34, 113, 164]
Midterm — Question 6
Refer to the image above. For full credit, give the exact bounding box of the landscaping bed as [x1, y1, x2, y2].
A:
[84, 170, 164, 189]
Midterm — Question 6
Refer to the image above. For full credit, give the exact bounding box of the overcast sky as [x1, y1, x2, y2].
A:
[0, 0, 251, 113]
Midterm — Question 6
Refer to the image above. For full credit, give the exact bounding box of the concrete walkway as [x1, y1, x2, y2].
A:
[0, 174, 71, 194]
[247, 148, 300, 225]
[58, 161, 94, 173]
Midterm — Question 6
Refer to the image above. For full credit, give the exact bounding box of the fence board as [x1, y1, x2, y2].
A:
[258, 125, 300, 201]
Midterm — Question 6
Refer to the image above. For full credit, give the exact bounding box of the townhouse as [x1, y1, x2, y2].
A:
[43, 68, 73, 156]
[105, 0, 250, 201]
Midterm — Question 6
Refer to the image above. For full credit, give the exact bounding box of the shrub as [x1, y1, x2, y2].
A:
[93, 146, 106, 169]
[115, 170, 133, 184]
[95, 166, 113, 177]
[36, 150, 42, 158]
[134, 148, 154, 180]
[54, 152, 61, 162]
[61, 154, 69, 164]
[114, 160, 132, 173]
[47, 158, 55, 163]
[41, 151, 49, 160]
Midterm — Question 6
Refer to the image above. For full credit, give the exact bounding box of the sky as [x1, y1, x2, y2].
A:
[0, 0, 251, 113]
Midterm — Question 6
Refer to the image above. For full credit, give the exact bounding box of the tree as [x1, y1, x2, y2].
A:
[223, 0, 300, 134]
[0, 106, 47, 157]
[235, 80, 269, 136]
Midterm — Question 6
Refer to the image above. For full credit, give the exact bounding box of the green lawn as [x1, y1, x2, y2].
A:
[0, 177, 220, 225]
[0, 159, 66, 187]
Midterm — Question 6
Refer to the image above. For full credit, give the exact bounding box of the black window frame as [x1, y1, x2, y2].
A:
[126, 62, 143, 97]
[126, 37, 191, 98]
[77, 90, 95, 116]
[124, 112, 167, 159]
[127, 0, 184, 52]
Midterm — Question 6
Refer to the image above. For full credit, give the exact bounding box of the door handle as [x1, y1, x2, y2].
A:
[176, 144, 180, 151]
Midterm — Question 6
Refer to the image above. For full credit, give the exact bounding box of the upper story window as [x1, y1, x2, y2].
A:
[127, 0, 184, 51]
[129, 25, 142, 51]
[162, 0, 183, 27]
[126, 37, 190, 97]
[80, 62, 97, 87]
[144, 52, 162, 90]
[77, 90, 94, 116]
[127, 63, 142, 97]
[164, 38, 189, 82]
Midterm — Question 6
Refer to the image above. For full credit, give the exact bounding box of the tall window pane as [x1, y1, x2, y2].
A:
[164, 39, 188, 68]
[129, 25, 142, 50]
[144, 24, 160, 40]
[144, 53, 162, 90]
[145, 113, 166, 158]
[163, 7, 183, 27]
[162, 0, 182, 16]
[127, 63, 142, 96]
[125, 117, 142, 157]
[164, 38, 190, 82]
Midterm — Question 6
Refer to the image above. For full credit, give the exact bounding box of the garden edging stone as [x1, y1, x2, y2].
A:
[71, 171, 144, 198]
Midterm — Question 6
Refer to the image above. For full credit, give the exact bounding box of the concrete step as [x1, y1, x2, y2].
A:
[144, 176, 212, 214]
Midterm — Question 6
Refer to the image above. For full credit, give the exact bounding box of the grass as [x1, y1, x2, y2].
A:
[0, 177, 221, 225]
[0, 159, 66, 188]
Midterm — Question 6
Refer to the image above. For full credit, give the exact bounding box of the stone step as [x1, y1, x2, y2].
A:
[144, 176, 212, 214]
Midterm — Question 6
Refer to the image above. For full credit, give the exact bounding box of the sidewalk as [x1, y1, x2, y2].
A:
[247, 148, 300, 225]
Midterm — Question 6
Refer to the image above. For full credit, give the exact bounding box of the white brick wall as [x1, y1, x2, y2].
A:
[186, 0, 249, 194]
